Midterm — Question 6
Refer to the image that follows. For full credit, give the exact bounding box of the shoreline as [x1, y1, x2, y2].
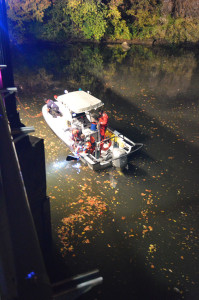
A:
[13, 37, 199, 50]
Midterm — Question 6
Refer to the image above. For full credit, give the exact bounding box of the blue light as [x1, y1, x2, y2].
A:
[53, 160, 66, 170]
[72, 162, 81, 174]
[25, 271, 36, 280]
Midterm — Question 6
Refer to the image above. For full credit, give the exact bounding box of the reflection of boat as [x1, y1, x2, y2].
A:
[42, 90, 143, 170]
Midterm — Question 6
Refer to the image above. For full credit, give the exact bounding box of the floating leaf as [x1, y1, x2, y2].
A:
[150, 264, 155, 269]
[83, 239, 90, 244]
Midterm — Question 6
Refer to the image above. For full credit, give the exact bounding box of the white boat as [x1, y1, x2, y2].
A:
[42, 90, 143, 170]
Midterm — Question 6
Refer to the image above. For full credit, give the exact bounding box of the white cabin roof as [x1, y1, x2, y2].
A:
[57, 91, 104, 113]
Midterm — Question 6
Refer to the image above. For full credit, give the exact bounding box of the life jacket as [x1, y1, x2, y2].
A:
[99, 112, 108, 127]
[72, 129, 80, 140]
[84, 141, 94, 154]
[90, 135, 95, 145]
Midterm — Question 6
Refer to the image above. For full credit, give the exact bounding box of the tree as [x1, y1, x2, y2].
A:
[126, 0, 160, 39]
[5, 0, 51, 42]
[41, 0, 71, 41]
[6, 0, 51, 24]
[67, 0, 107, 40]
[106, 0, 131, 40]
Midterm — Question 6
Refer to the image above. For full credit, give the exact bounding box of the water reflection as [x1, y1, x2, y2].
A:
[71, 162, 82, 174]
[12, 43, 199, 300]
[109, 170, 118, 189]
[51, 160, 66, 170]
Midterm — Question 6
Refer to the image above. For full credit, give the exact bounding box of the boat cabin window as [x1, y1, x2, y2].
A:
[72, 112, 86, 119]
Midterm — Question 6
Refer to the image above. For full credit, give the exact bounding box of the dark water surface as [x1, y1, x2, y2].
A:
[12, 43, 199, 299]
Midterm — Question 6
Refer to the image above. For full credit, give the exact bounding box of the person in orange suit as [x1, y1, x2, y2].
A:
[98, 110, 108, 140]
[84, 136, 95, 154]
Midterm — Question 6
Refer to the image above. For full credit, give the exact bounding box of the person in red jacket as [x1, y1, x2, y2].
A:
[98, 110, 108, 140]
[72, 129, 83, 142]
[84, 136, 95, 154]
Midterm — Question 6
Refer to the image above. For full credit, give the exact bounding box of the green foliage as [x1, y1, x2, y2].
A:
[163, 16, 199, 44]
[127, 1, 160, 39]
[6, 0, 51, 43]
[66, 0, 107, 40]
[5, 0, 199, 45]
[41, 0, 71, 41]
[107, 5, 132, 40]
[6, 0, 51, 23]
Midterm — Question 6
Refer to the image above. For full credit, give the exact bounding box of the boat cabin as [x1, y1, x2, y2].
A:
[57, 90, 103, 141]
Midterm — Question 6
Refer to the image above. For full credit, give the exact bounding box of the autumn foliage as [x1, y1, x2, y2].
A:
[6, 0, 51, 23]
[5, 0, 199, 44]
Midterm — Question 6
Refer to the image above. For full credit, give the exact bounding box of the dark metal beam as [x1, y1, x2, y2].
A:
[0, 0, 21, 128]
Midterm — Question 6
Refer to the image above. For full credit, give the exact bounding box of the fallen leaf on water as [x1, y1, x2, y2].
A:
[84, 226, 91, 231]
[151, 264, 155, 269]
[149, 244, 156, 253]
[83, 239, 90, 244]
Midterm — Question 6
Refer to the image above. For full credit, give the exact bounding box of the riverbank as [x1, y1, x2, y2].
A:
[21, 36, 199, 51]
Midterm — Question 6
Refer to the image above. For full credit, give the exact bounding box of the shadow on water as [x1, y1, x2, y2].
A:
[77, 82, 198, 299]
[75, 209, 182, 300]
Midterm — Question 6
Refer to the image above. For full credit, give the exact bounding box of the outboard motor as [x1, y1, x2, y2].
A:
[112, 148, 127, 168]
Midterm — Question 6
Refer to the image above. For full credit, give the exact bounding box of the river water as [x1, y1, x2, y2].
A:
[12, 43, 199, 299]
